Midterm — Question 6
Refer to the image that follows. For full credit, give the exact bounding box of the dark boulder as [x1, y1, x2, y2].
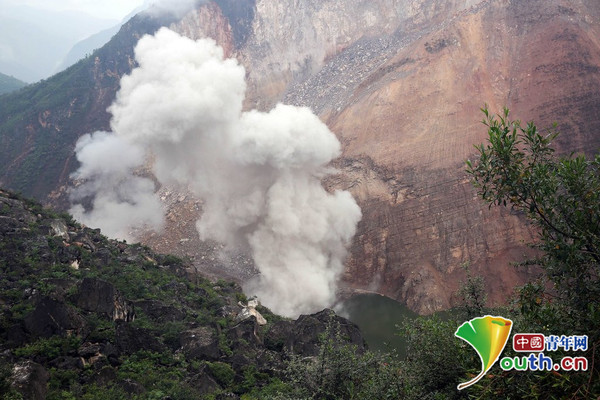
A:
[0, 196, 36, 227]
[91, 366, 118, 387]
[93, 247, 113, 268]
[265, 309, 366, 357]
[224, 318, 265, 371]
[6, 323, 28, 347]
[187, 365, 222, 396]
[72, 278, 135, 322]
[132, 299, 185, 322]
[48, 356, 84, 370]
[115, 321, 165, 355]
[11, 360, 50, 400]
[264, 320, 293, 352]
[180, 326, 220, 361]
[70, 232, 96, 252]
[24, 235, 52, 263]
[23, 296, 88, 338]
[0, 216, 21, 235]
[227, 317, 262, 349]
[101, 342, 120, 366]
[78, 342, 102, 358]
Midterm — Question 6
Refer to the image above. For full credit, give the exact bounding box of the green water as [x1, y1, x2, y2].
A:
[338, 293, 417, 357]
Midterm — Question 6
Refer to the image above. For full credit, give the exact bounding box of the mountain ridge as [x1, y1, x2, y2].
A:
[0, 72, 26, 95]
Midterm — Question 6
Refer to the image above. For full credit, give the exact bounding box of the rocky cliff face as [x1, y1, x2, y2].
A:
[1, 0, 599, 314]
[324, 0, 600, 312]
[164, 0, 600, 313]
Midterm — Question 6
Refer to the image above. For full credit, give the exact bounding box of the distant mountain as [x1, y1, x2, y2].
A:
[55, 5, 149, 74]
[0, 10, 177, 198]
[0, 72, 26, 95]
[54, 26, 121, 73]
[0, 4, 118, 82]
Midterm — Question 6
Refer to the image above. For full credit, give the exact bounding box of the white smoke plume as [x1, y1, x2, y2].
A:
[70, 28, 362, 317]
[69, 132, 164, 241]
[142, 0, 200, 18]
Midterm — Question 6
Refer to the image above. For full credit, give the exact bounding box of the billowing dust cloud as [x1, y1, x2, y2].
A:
[142, 0, 200, 18]
[70, 28, 362, 317]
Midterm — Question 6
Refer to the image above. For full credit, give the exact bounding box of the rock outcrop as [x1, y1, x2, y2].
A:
[265, 308, 366, 356]
[23, 297, 89, 339]
[11, 361, 49, 400]
[72, 278, 135, 322]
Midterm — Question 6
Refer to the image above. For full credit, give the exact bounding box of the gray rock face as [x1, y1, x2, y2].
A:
[50, 219, 69, 240]
[165, 0, 600, 314]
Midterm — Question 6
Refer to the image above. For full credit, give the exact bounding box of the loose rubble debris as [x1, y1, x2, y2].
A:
[235, 297, 267, 325]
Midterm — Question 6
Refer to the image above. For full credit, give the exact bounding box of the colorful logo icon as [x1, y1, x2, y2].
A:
[513, 333, 545, 352]
[454, 315, 513, 390]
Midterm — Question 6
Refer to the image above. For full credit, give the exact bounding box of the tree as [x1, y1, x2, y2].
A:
[456, 262, 487, 320]
[280, 322, 404, 399]
[466, 106, 599, 398]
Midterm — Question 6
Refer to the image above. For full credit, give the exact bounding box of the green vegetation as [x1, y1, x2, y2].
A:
[463, 106, 599, 398]
[467, 107, 599, 329]
[14, 336, 82, 359]
[0, 189, 271, 399]
[0, 360, 23, 400]
[207, 361, 235, 387]
[281, 325, 405, 399]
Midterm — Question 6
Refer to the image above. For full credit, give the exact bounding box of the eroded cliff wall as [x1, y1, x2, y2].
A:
[163, 0, 600, 313]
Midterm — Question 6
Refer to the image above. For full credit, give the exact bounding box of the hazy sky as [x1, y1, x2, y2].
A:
[0, 0, 145, 21]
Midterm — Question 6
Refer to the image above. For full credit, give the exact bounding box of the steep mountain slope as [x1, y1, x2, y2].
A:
[0, 0, 599, 313]
[0, 189, 365, 398]
[55, 25, 122, 74]
[0, 12, 178, 198]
